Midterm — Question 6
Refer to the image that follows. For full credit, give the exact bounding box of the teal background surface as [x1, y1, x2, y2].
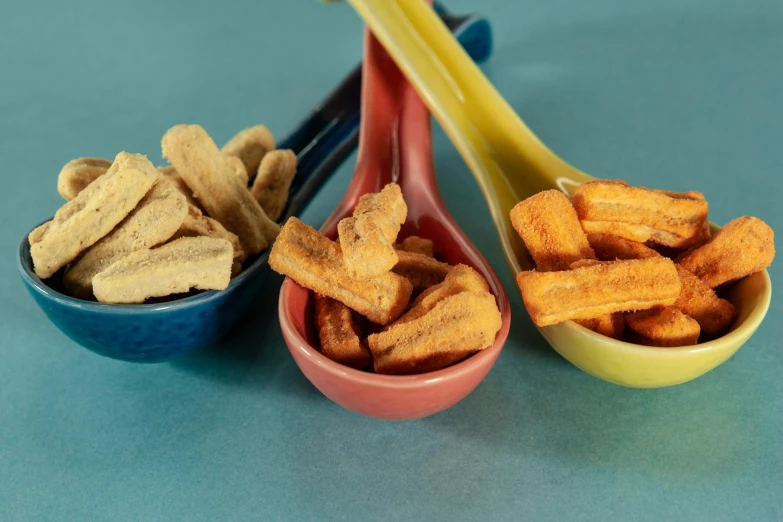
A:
[1, 0, 781, 520]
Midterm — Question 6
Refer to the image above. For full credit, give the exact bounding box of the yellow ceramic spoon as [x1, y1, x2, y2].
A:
[342, 0, 772, 388]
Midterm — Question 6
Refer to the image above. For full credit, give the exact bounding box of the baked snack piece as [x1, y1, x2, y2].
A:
[315, 295, 371, 370]
[63, 178, 188, 298]
[269, 217, 412, 325]
[672, 266, 735, 336]
[367, 291, 502, 375]
[337, 183, 407, 278]
[392, 250, 451, 292]
[572, 180, 708, 248]
[222, 125, 276, 180]
[396, 236, 434, 257]
[251, 149, 297, 221]
[161, 124, 279, 256]
[625, 307, 701, 347]
[390, 264, 489, 326]
[57, 157, 113, 200]
[510, 190, 595, 272]
[31, 152, 158, 279]
[516, 258, 681, 327]
[169, 204, 245, 276]
[676, 216, 775, 288]
[92, 236, 233, 304]
[587, 233, 661, 261]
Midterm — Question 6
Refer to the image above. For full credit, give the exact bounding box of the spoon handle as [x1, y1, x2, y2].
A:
[278, 4, 493, 222]
[345, 0, 581, 179]
[344, 0, 593, 274]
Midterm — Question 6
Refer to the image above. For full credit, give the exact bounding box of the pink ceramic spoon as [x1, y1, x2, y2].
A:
[278, 27, 511, 420]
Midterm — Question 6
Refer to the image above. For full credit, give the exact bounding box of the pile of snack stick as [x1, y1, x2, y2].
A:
[269, 183, 503, 375]
[29, 124, 296, 304]
[512, 180, 775, 346]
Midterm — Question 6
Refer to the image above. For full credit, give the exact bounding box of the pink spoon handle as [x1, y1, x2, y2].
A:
[319, 29, 403, 237]
[321, 26, 498, 278]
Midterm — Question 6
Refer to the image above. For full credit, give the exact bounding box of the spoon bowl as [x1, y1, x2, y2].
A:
[278, 27, 510, 420]
[16, 61, 366, 363]
[342, 0, 772, 387]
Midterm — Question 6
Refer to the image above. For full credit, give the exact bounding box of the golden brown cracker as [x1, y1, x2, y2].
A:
[390, 264, 490, 326]
[673, 266, 736, 336]
[392, 250, 451, 291]
[396, 236, 434, 257]
[368, 292, 502, 375]
[625, 307, 700, 347]
[516, 258, 681, 327]
[338, 183, 407, 278]
[510, 190, 595, 272]
[268, 218, 412, 325]
[315, 295, 371, 370]
[572, 180, 708, 248]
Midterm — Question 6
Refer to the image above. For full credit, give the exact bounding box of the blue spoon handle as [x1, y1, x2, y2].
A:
[277, 4, 494, 221]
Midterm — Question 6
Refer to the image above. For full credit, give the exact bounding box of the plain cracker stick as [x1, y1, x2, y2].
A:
[170, 204, 245, 275]
[92, 236, 233, 304]
[57, 157, 112, 200]
[251, 149, 296, 221]
[162, 124, 279, 255]
[31, 152, 158, 279]
[63, 178, 188, 299]
[222, 125, 275, 178]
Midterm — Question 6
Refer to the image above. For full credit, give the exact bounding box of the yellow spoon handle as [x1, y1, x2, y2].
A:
[347, 0, 592, 180]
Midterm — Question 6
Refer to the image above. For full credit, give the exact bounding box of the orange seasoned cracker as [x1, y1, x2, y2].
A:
[510, 190, 595, 272]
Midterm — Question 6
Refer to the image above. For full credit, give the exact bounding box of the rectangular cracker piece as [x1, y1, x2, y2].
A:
[315, 295, 371, 370]
[338, 183, 407, 278]
[672, 266, 736, 336]
[161, 124, 279, 256]
[390, 264, 490, 327]
[57, 157, 113, 200]
[575, 313, 625, 339]
[516, 257, 681, 327]
[676, 216, 775, 288]
[338, 216, 399, 278]
[63, 178, 188, 299]
[587, 233, 661, 261]
[625, 307, 700, 347]
[368, 292, 502, 375]
[571, 180, 708, 248]
[510, 190, 595, 272]
[268, 218, 412, 325]
[171, 204, 245, 265]
[30, 152, 158, 279]
[396, 236, 434, 257]
[222, 125, 276, 178]
[250, 149, 297, 222]
[392, 250, 451, 291]
[566, 258, 626, 338]
[92, 236, 233, 304]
